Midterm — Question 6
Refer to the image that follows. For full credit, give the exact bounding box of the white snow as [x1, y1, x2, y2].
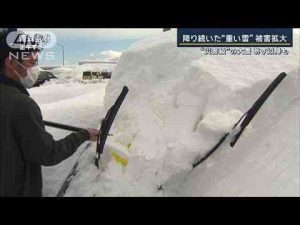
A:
[30, 29, 299, 197]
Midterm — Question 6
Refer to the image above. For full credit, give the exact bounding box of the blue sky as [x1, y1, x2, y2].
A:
[21, 29, 162, 65]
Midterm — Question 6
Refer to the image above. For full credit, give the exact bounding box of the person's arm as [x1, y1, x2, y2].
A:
[12, 96, 90, 166]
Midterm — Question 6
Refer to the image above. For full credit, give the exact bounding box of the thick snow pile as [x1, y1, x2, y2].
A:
[65, 29, 299, 196]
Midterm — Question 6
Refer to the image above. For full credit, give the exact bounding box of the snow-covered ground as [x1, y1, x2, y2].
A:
[30, 29, 299, 197]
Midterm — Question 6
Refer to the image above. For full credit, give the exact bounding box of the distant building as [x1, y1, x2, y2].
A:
[78, 60, 117, 65]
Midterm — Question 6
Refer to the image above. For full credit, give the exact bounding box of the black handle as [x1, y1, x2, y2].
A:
[43, 120, 85, 132]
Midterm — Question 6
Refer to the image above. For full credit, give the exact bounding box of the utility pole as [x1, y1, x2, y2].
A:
[58, 43, 65, 66]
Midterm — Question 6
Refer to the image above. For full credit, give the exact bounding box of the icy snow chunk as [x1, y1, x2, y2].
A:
[197, 110, 244, 135]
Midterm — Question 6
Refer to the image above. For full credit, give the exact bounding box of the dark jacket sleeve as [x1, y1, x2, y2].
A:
[12, 95, 90, 166]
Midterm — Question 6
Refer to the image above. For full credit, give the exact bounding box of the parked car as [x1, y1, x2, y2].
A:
[82, 71, 112, 80]
[92, 71, 101, 79]
[33, 70, 57, 87]
[82, 71, 93, 80]
[101, 71, 112, 79]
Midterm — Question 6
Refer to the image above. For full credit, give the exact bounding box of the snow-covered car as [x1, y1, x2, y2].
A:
[33, 70, 57, 87]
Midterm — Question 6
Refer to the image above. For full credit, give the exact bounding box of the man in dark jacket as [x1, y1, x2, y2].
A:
[0, 29, 99, 196]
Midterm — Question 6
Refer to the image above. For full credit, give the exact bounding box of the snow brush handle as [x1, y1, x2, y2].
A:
[44, 120, 113, 136]
[43, 120, 85, 132]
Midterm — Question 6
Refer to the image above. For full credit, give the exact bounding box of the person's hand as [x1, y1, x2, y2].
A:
[86, 128, 99, 142]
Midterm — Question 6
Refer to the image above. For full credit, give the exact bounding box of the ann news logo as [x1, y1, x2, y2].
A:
[6, 30, 57, 61]
[6, 30, 57, 50]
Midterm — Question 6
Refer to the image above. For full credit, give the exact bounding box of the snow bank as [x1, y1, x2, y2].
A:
[49, 63, 117, 81]
[66, 29, 299, 196]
